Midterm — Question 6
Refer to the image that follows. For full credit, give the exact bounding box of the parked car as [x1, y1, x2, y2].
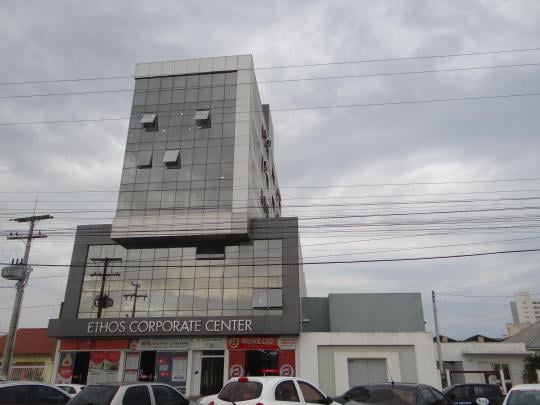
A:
[0, 381, 71, 404]
[67, 382, 193, 405]
[443, 383, 504, 405]
[333, 382, 451, 405]
[56, 384, 86, 396]
[201, 376, 337, 405]
[502, 384, 540, 405]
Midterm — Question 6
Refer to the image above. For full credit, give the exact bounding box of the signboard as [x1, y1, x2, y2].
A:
[123, 352, 140, 382]
[137, 338, 190, 351]
[48, 316, 301, 338]
[172, 353, 188, 382]
[56, 352, 75, 384]
[87, 351, 120, 384]
[227, 336, 298, 350]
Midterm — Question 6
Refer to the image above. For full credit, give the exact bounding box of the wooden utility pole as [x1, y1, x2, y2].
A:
[123, 281, 147, 318]
[90, 257, 122, 318]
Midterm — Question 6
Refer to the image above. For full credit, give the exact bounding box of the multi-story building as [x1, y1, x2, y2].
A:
[48, 55, 304, 396]
[510, 292, 540, 324]
[507, 291, 540, 336]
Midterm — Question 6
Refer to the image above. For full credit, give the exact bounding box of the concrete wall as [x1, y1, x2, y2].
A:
[298, 332, 440, 396]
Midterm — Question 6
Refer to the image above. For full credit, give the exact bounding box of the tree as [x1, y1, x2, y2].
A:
[523, 353, 540, 383]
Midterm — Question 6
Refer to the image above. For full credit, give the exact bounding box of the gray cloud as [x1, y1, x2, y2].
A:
[1, 0, 539, 339]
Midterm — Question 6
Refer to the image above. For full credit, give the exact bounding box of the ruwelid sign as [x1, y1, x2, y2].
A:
[47, 315, 301, 338]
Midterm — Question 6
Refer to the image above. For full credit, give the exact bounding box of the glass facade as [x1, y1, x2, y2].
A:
[78, 240, 283, 319]
[117, 71, 238, 217]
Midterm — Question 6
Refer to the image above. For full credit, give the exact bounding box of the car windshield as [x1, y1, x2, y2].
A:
[344, 385, 415, 404]
[505, 390, 540, 405]
[218, 381, 263, 402]
[67, 385, 118, 405]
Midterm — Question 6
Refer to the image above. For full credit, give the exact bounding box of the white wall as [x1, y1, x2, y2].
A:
[298, 332, 440, 395]
[437, 342, 529, 386]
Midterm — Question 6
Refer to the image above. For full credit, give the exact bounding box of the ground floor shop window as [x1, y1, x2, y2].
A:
[246, 350, 279, 376]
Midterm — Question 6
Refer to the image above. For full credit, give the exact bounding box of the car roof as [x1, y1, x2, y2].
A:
[227, 376, 304, 383]
[509, 384, 540, 391]
[0, 381, 62, 387]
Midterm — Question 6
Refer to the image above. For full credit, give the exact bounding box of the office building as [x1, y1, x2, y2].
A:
[48, 55, 304, 396]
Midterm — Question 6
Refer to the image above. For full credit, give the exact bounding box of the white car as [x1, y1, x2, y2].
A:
[502, 384, 540, 404]
[67, 382, 193, 405]
[57, 383, 85, 396]
[203, 376, 337, 405]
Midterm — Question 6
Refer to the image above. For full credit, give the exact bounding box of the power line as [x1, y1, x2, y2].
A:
[2, 61, 539, 101]
[1, 91, 538, 127]
[1, 247, 539, 270]
[1, 46, 539, 86]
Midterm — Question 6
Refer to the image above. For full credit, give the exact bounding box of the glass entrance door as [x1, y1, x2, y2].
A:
[200, 352, 224, 396]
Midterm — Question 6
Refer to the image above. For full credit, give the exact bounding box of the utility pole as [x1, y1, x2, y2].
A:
[90, 257, 122, 319]
[432, 290, 446, 388]
[123, 281, 147, 318]
[1, 214, 53, 378]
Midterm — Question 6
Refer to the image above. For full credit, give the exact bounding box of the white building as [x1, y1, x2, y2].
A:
[437, 336, 529, 392]
[297, 294, 441, 395]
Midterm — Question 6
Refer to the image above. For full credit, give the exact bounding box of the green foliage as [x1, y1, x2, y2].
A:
[523, 353, 540, 383]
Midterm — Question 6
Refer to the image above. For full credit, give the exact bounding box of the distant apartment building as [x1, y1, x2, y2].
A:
[507, 291, 540, 336]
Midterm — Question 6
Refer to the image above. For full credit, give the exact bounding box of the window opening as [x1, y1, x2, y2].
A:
[140, 113, 158, 131]
[136, 150, 153, 169]
[195, 109, 211, 128]
[163, 150, 181, 168]
[196, 245, 225, 260]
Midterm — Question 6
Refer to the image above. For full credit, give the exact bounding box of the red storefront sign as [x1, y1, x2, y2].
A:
[60, 339, 130, 351]
[227, 336, 297, 350]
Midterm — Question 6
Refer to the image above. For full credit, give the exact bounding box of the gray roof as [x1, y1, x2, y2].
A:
[505, 320, 540, 349]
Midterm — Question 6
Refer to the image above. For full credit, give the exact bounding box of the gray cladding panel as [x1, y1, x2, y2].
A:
[301, 297, 330, 332]
[328, 293, 425, 333]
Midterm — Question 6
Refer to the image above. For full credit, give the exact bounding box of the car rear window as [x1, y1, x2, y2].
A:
[67, 385, 118, 405]
[344, 386, 415, 404]
[218, 381, 263, 402]
[506, 390, 540, 404]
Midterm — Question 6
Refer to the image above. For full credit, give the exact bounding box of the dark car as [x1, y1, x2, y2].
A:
[334, 383, 450, 404]
[0, 382, 71, 405]
[443, 384, 504, 405]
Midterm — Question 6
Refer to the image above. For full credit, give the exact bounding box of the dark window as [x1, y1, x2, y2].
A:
[298, 381, 327, 405]
[275, 381, 300, 402]
[429, 388, 449, 404]
[152, 385, 184, 405]
[29, 385, 70, 404]
[196, 245, 225, 260]
[0, 386, 29, 404]
[195, 110, 211, 128]
[163, 150, 181, 167]
[137, 150, 153, 168]
[123, 386, 151, 405]
[506, 390, 540, 404]
[140, 113, 158, 130]
[67, 385, 118, 405]
[419, 388, 437, 405]
[218, 381, 263, 402]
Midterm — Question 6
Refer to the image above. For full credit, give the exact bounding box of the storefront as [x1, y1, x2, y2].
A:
[53, 335, 297, 396]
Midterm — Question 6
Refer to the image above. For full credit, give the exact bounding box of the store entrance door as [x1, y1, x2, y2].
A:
[72, 352, 90, 384]
[139, 351, 156, 381]
[200, 351, 224, 396]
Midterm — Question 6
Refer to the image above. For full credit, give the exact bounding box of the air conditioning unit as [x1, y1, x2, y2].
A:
[264, 139, 272, 147]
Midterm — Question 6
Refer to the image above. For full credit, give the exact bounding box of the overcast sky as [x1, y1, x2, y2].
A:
[1, 0, 539, 339]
